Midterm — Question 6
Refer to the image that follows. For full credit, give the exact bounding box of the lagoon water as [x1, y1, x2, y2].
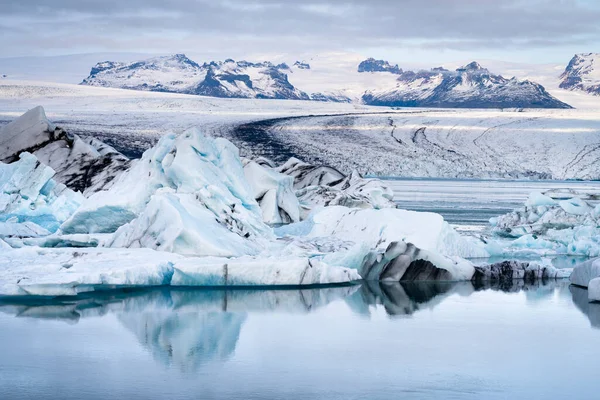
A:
[386, 178, 600, 226]
[2, 178, 600, 399]
[1, 282, 599, 400]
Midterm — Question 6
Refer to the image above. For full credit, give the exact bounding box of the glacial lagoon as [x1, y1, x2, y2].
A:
[1, 282, 599, 400]
[2, 178, 600, 399]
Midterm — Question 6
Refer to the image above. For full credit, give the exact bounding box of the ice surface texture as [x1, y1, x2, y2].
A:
[0, 106, 130, 195]
[0, 152, 82, 235]
[489, 191, 600, 257]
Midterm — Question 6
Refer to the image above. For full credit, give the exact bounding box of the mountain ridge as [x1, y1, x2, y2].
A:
[80, 54, 572, 108]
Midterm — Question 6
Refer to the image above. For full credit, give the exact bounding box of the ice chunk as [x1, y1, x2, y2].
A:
[292, 206, 488, 259]
[109, 191, 264, 257]
[0, 247, 360, 296]
[570, 258, 600, 288]
[0, 153, 83, 233]
[589, 278, 600, 302]
[525, 192, 556, 207]
[277, 157, 346, 188]
[277, 206, 487, 281]
[0, 221, 50, 238]
[0, 106, 130, 195]
[243, 160, 300, 224]
[274, 157, 395, 219]
[61, 129, 270, 258]
[172, 255, 360, 286]
[558, 197, 591, 215]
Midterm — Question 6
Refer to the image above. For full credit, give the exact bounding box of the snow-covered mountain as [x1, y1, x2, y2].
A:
[361, 61, 571, 109]
[559, 53, 600, 96]
[82, 54, 314, 101]
[80, 54, 571, 108]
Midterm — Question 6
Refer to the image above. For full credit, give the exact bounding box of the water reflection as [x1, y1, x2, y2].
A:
[1, 281, 598, 372]
[570, 285, 600, 329]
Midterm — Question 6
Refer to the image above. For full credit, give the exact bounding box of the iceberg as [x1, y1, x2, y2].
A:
[589, 278, 600, 302]
[242, 159, 300, 224]
[61, 129, 271, 256]
[275, 157, 395, 219]
[0, 247, 360, 296]
[0, 152, 83, 235]
[570, 258, 600, 288]
[278, 206, 488, 281]
[0, 106, 130, 195]
[489, 191, 600, 257]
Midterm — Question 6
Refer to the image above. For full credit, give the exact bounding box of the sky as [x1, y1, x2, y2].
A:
[1, 0, 599, 65]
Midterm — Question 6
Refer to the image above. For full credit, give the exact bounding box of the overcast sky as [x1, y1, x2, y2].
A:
[1, 0, 599, 64]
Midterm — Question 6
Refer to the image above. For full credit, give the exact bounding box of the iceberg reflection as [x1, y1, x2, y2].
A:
[0, 280, 586, 373]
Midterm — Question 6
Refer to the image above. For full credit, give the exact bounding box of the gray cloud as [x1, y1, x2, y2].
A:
[0, 0, 599, 59]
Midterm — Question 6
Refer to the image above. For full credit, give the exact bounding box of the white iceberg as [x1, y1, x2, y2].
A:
[0, 247, 360, 296]
[61, 129, 271, 257]
[242, 159, 300, 224]
[589, 278, 600, 302]
[489, 191, 600, 257]
[0, 152, 83, 235]
[277, 206, 489, 281]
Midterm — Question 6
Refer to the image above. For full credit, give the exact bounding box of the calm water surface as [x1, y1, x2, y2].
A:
[1, 282, 599, 400]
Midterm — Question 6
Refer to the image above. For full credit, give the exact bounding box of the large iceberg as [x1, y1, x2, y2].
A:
[570, 257, 600, 302]
[0, 106, 130, 195]
[277, 206, 489, 281]
[61, 129, 272, 257]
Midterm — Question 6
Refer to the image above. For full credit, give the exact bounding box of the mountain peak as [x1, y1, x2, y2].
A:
[457, 61, 485, 72]
[559, 53, 600, 95]
[358, 58, 402, 74]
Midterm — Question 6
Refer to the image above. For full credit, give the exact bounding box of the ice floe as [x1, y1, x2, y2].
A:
[488, 191, 600, 257]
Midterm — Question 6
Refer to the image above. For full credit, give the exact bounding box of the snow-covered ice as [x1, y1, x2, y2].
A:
[589, 277, 600, 302]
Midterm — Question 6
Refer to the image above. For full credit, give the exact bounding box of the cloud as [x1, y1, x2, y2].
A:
[0, 0, 599, 59]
